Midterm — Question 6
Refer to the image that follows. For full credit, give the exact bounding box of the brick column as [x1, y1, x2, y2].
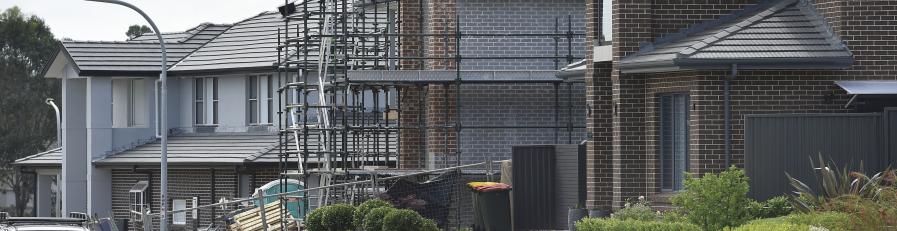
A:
[584, 0, 615, 213]
[398, 0, 426, 169]
[612, 0, 652, 209]
[425, 0, 459, 166]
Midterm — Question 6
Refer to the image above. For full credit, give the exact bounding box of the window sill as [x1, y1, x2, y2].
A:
[194, 124, 219, 127]
[248, 123, 273, 126]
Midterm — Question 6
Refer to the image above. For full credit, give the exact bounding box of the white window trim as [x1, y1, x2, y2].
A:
[172, 199, 187, 225]
[248, 75, 274, 125]
[194, 77, 219, 126]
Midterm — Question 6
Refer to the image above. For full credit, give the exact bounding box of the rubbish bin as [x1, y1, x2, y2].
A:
[469, 182, 512, 231]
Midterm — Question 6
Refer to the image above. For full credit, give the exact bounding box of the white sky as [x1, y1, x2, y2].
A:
[0, 0, 284, 41]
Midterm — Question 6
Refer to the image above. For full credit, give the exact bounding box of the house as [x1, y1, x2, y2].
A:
[581, 0, 897, 215]
[15, 0, 588, 229]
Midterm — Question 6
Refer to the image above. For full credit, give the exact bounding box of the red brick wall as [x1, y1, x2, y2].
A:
[398, 0, 426, 169]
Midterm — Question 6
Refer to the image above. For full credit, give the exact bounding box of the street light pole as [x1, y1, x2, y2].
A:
[83, 1, 169, 230]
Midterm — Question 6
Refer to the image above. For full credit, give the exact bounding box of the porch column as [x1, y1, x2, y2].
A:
[62, 64, 88, 214]
[86, 77, 114, 218]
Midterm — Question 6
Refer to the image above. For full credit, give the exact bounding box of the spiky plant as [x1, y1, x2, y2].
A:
[786, 154, 896, 212]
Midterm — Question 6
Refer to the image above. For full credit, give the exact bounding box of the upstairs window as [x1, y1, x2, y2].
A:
[194, 77, 219, 125]
[112, 78, 147, 128]
[248, 75, 274, 125]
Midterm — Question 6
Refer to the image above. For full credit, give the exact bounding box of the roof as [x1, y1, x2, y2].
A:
[13, 148, 61, 167]
[57, 23, 231, 76]
[170, 12, 300, 72]
[557, 60, 586, 82]
[93, 134, 280, 166]
[836, 81, 897, 95]
[621, 0, 853, 73]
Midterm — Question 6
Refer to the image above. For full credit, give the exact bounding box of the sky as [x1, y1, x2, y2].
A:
[0, 0, 284, 41]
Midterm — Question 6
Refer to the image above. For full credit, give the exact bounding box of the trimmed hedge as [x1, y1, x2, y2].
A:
[306, 207, 326, 231]
[354, 199, 393, 228]
[321, 204, 355, 231]
[575, 218, 701, 231]
[382, 209, 424, 231]
[729, 212, 853, 231]
[363, 207, 395, 231]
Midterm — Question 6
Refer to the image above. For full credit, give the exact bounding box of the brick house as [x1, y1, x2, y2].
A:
[583, 0, 897, 214]
[15, 0, 589, 229]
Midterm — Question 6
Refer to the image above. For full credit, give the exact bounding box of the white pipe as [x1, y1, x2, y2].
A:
[83, 1, 168, 230]
[45, 98, 61, 149]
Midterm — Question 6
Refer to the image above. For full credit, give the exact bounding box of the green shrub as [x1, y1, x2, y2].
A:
[784, 211, 853, 230]
[306, 207, 326, 231]
[320, 204, 355, 231]
[730, 212, 853, 231]
[748, 196, 793, 219]
[612, 196, 658, 221]
[659, 210, 689, 223]
[727, 219, 808, 231]
[574, 218, 700, 231]
[354, 199, 393, 228]
[671, 166, 752, 230]
[820, 195, 894, 230]
[420, 218, 441, 231]
[785, 155, 897, 212]
[363, 207, 395, 231]
[382, 209, 424, 231]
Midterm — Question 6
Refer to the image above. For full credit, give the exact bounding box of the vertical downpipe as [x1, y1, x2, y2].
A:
[725, 64, 736, 169]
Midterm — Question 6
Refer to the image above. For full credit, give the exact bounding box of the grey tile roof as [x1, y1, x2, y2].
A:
[93, 134, 279, 165]
[60, 23, 230, 76]
[250, 132, 398, 163]
[347, 70, 563, 84]
[14, 148, 61, 167]
[90, 132, 397, 166]
[621, 0, 853, 73]
[170, 12, 307, 72]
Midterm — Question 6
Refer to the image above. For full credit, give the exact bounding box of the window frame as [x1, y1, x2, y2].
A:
[659, 93, 690, 192]
[172, 199, 187, 225]
[247, 74, 274, 125]
[194, 77, 219, 126]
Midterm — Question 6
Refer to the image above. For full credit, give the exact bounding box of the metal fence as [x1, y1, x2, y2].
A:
[744, 110, 897, 200]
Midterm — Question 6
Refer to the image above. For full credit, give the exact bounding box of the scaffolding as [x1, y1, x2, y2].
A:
[273, 0, 585, 228]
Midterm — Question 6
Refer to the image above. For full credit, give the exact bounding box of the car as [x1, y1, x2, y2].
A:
[0, 212, 90, 231]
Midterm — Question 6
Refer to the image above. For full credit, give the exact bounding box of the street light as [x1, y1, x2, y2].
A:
[83, 1, 169, 230]
[45, 98, 62, 216]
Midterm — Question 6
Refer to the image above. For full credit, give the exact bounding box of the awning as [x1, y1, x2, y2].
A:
[835, 81, 897, 95]
[835, 80, 897, 108]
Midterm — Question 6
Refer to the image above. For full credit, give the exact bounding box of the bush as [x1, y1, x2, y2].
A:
[382, 209, 424, 231]
[306, 207, 326, 231]
[574, 218, 700, 231]
[612, 196, 658, 221]
[671, 166, 752, 230]
[659, 210, 689, 223]
[363, 207, 395, 231]
[354, 199, 393, 228]
[729, 212, 853, 231]
[420, 218, 441, 231]
[820, 195, 895, 230]
[320, 204, 355, 231]
[748, 196, 792, 219]
[786, 155, 897, 212]
[727, 219, 808, 231]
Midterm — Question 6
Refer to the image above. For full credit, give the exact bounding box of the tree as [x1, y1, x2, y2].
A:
[0, 6, 60, 216]
[126, 24, 152, 39]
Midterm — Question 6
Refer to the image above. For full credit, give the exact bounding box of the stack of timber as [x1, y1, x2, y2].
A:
[229, 200, 297, 231]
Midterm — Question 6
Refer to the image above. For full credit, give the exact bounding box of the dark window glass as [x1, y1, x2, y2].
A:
[661, 93, 690, 191]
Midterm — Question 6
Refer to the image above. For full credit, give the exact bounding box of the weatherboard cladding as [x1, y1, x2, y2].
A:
[620, 0, 852, 73]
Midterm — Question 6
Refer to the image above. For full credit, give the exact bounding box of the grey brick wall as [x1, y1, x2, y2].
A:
[431, 83, 587, 168]
[458, 0, 586, 70]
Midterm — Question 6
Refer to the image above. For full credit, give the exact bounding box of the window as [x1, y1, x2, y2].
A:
[660, 93, 690, 191]
[248, 75, 274, 125]
[601, 0, 613, 43]
[194, 77, 219, 125]
[113, 78, 147, 128]
[172, 199, 187, 225]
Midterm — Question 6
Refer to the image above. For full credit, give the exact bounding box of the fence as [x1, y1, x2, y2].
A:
[744, 109, 897, 200]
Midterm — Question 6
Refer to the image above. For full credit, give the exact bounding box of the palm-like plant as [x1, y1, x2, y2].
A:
[785, 154, 896, 212]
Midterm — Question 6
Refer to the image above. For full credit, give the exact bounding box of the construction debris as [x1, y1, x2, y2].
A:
[229, 200, 297, 231]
